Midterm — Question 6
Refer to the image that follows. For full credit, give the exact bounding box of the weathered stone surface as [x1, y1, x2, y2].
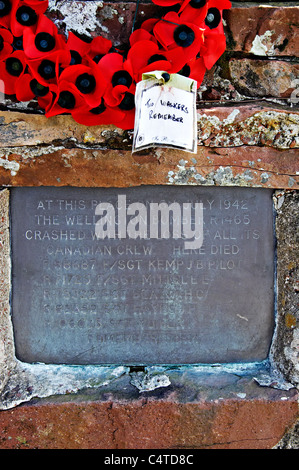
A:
[0, 190, 15, 397]
[0, 145, 297, 190]
[47, 0, 164, 47]
[275, 418, 299, 449]
[0, 393, 297, 449]
[225, 5, 299, 57]
[229, 59, 299, 100]
[0, 106, 297, 190]
[271, 191, 299, 385]
[197, 107, 299, 148]
[1, 107, 298, 150]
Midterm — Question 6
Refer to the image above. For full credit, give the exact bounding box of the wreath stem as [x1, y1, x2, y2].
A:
[132, 0, 141, 34]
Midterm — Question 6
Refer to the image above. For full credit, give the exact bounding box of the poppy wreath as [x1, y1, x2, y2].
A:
[0, 0, 231, 130]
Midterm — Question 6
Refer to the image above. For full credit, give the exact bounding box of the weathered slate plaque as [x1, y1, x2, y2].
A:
[11, 186, 275, 365]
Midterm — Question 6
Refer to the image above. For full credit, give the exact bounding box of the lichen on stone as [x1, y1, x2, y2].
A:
[197, 110, 299, 149]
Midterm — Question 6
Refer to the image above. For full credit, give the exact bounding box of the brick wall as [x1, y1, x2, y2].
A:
[0, 1, 298, 449]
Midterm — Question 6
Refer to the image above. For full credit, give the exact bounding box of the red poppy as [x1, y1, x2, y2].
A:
[20, 0, 49, 12]
[127, 39, 173, 83]
[151, 0, 183, 5]
[129, 27, 157, 47]
[45, 80, 87, 118]
[0, 0, 15, 29]
[65, 31, 91, 66]
[0, 49, 26, 94]
[71, 99, 128, 127]
[71, 92, 135, 130]
[139, 17, 160, 36]
[10, 0, 48, 37]
[204, 7, 224, 34]
[57, 59, 108, 108]
[200, 32, 226, 69]
[113, 104, 135, 130]
[0, 27, 13, 60]
[14, 68, 55, 105]
[97, 52, 135, 108]
[199, 0, 231, 69]
[16, 77, 57, 114]
[176, 55, 206, 88]
[27, 48, 71, 86]
[23, 14, 66, 59]
[88, 35, 112, 64]
[206, 0, 231, 12]
[152, 12, 204, 71]
[179, 0, 209, 27]
[202, 0, 232, 36]
[152, 0, 231, 14]
[0, 0, 48, 33]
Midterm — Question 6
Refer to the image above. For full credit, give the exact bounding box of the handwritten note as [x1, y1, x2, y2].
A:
[133, 72, 197, 154]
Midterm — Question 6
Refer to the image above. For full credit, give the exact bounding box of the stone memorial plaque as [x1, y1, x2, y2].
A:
[10, 186, 275, 365]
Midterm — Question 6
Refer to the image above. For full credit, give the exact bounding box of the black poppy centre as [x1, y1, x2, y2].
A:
[70, 50, 82, 65]
[174, 25, 195, 48]
[147, 54, 168, 65]
[178, 64, 191, 77]
[16, 6, 37, 26]
[6, 57, 23, 76]
[0, 0, 11, 17]
[112, 70, 132, 88]
[30, 79, 49, 97]
[58, 90, 76, 109]
[90, 99, 106, 115]
[75, 73, 96, 94]
[119, 92, 135, 110]
[38, 59, 56, 79]
[190, 0, 206, 8]
[205, 8, 221, 29]
[13, 36, 23, 50]
[35, 32, 55, 52]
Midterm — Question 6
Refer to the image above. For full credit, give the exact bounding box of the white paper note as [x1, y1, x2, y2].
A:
[133, 72, 197, 154]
